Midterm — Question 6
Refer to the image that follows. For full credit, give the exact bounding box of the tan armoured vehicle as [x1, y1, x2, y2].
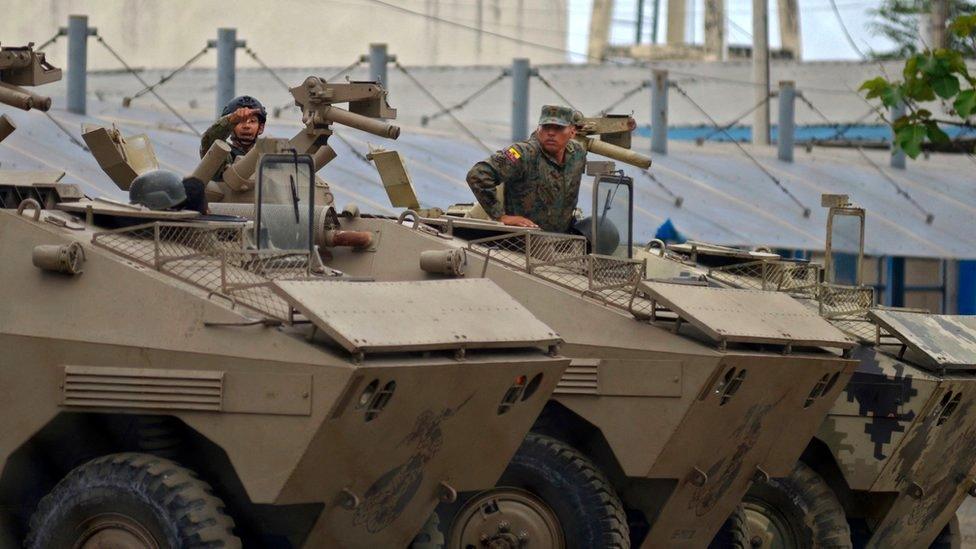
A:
[631, 195, 976, 548]
[0, 51, 571, 547]
[168, 90, 862, 546]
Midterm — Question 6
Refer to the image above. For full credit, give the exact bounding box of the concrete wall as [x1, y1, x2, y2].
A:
[0, 0, 569, 69]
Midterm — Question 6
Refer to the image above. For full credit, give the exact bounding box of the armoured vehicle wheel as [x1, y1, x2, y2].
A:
[25, 453, 240, 549]
[432, 433, 629, 548]
[709, 505, 751, 549]
[743, 462, 851, 549]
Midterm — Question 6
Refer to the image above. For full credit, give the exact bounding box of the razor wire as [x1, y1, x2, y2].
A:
[124, 45, 212, 106]
[642, 171, 684, 207]
[35, 30, 64, 52]
[273, 58, 363, 118]
[43, 111, 88, 151]
[798, 93, 936, 224]
[671, 82, 812, 218]
[534, 72, 577, 111]
[93, 32, 201, 136]
[394, 60, 493, 153]
[243, 46, 291, 92]
[420, 71, 506, 126]
[598, 81, 650, 116]
[696, 95, 771, 144]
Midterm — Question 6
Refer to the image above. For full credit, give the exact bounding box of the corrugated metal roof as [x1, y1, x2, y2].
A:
[2, 64, 974, 259]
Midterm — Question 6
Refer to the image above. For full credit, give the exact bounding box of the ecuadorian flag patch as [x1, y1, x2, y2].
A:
[504, 147, 522, 162]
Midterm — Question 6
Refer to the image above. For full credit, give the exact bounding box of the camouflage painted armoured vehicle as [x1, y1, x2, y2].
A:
[633, 194, 976, 547]
[85, 77, 860, 544]
[0, 53, 570, 547]
[173, 91, 861, 545]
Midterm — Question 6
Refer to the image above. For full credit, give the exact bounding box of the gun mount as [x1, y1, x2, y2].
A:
[291, 76, 400, 141]
[574, 114, 652, 170]
[0, 42, 61, 112]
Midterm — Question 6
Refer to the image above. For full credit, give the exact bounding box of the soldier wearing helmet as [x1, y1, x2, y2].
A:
[466, 105, 586, 232]
[199, 95, 268, 181]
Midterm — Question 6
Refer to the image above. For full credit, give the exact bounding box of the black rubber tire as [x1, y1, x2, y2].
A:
[417, 433, 629, 549]
[743, 462, 852, 548]
[929, 515, 961, 549]
[710, 505, 750, 549]
[25, 452, 241, 549]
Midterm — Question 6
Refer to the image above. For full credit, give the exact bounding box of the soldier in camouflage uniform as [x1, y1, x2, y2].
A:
[199, 96, 267, 181]
[466, 105, 587, 232]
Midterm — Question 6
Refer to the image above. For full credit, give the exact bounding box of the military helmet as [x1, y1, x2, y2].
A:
[221, 95, 267, 123]
[573, 216, 621, 255]
[129, 170, 187, 210]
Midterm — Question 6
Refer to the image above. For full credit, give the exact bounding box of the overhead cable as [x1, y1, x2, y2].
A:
[421, 71, 506, 126]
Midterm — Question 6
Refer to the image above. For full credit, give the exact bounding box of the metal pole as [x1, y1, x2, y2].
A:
[636, 0, 646, 44]
[369, 43, 388, 86]
[511, 58, 530, 142]
[777, 81, 795, 162]
[651, 0, 661, 44]
[215, 28, 237, 117]
[651, 70, 669, 155]
[890, 101, 906, 169]
[752, 0, 770, 145]
[885, 256, 906, 307]
[67, 14, 88, 115]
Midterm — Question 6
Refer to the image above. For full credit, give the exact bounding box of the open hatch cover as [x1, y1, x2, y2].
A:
[271, 278, 560, 354]
[640, 281, 855, 350]
[869, 309, 976, 372]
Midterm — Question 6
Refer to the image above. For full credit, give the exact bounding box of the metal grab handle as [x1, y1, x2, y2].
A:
[645, 238, 666, 256]
[17, 198, 42, 220]
[397, 209, 420, 229]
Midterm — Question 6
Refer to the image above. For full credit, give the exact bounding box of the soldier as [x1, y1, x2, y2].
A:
[467, 105, 586, 232]
[199, 95, 267, 181]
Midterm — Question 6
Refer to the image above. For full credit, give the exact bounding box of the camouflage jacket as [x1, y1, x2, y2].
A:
[466, 135, 586, 232]
[199, 114, 247, 181]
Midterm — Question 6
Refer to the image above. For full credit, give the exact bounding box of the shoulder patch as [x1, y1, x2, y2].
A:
[504, 146, 522, 162]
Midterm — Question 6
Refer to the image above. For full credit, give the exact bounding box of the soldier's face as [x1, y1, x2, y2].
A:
[537, 124, 575, 156]
[234, 115, 264, 143]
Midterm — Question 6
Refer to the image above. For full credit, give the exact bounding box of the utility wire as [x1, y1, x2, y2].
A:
[94, 33, 201, 136]
[421, 71, 506, 126]
[125, 45, 211, 105]
[828, 0, 867, 60]
[331, 132, 371, 164]
[797, 93, 935, 223]
[671, 82, 812, 218]
[360, 0, 858, 95]
[534, 72, 577, 111]
[394, 60, 493, 153]
[642, 171, 684, 206]
[598, 81, 650, 115]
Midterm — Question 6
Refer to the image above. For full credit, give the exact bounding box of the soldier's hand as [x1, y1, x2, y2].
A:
[230, 107, 258, 123]
[499, 215, 539, 228]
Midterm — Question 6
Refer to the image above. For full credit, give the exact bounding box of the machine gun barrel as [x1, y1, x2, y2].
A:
[0, 82, 51, 111]
[582, 137, 652, 170]
[312, 106, 400, 139]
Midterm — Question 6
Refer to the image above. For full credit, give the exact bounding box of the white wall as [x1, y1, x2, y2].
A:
[1, 0, 570, 69]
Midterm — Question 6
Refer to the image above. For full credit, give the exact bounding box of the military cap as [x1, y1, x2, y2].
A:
[538, 105, 574, 127]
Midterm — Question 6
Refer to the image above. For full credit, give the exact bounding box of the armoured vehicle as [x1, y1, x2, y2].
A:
[144, 82, 861, 546]
[631, 195, 976, 548]
[0, 49, 571, 547]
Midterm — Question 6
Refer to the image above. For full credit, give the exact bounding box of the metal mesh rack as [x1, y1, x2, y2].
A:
[91, 221, 314, 321]
[467, 231, 650, 316]
[708, 259, 820, 297]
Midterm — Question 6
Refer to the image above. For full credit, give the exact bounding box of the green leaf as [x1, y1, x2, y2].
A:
[903, 54, 921, 79]
[895, 124, 926, 158]
[860, 76, 889, 98]
[905, 78, 935, 102]
[925, 121, 950, 146]
[954, 89, 976, 118]
[932, 75, 960, 99]
[949, 14, 976, 38]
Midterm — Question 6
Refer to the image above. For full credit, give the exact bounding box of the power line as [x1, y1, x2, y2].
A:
[420, 71, 506, 126]
[828, 0, 867, 59]
[535, 71, 578, 111]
